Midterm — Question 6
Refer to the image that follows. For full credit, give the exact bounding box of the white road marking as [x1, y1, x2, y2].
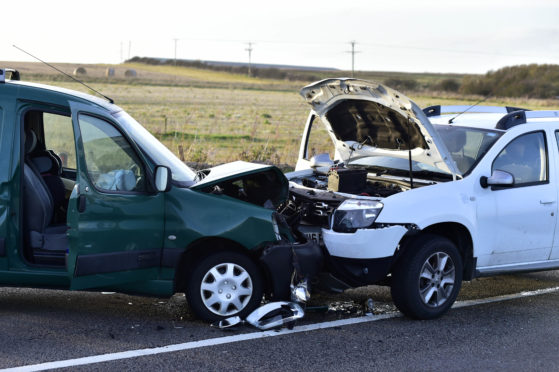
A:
[4, 286, 559, 372]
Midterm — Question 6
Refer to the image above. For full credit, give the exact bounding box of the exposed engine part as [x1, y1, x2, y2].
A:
[328, 168, 368, 193]
[279, 187, 346, 228]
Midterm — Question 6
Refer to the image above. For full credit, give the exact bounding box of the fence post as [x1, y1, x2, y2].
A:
[178, 145, 185, 162]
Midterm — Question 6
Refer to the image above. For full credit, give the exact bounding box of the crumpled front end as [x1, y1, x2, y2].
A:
[259, 237, 323, 300]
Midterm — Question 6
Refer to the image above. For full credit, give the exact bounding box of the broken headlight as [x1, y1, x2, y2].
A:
[331, 199, 383, 233]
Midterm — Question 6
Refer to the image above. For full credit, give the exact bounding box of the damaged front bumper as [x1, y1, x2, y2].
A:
[323, 225, 407, 259]
[322, 225, 408, 285]
[259, 238, 323, 300]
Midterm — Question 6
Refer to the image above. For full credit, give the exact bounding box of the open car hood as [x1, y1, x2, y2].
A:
[300, 78, 459, 177]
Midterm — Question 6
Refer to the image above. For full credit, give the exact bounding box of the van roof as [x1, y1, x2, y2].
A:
[3, 80, 122, 114]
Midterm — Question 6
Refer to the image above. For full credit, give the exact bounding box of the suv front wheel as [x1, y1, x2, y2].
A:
[391, 234, 463, 319]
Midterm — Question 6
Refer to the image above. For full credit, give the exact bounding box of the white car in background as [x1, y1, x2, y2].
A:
[282, 78, 559, 319]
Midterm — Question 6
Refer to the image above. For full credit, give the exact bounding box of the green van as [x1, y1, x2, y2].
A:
[0, 70, 319, 321]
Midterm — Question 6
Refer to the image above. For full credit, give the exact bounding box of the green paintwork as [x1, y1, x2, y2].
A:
[164, 186, 277, 253]
[66, 102, 165, 289]
[0, 78, 286, 297]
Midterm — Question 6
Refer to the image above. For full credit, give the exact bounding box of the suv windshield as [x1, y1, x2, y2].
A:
[433, 124, 503, 175]
[114, 111, 197, 186]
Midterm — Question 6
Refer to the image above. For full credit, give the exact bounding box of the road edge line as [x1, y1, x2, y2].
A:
[4, 286, 559, 371]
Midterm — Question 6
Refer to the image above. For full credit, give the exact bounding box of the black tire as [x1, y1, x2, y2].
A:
[186, 251, 263, 322]
[391, 234, 463, 320]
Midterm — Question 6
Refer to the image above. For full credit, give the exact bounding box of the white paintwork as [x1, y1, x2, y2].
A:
[298, 79, 460, 177]
[322, 225, 407, 259]
[295, 86, 559, 276]
[429, 113, 507, 129]
[374, 123, 559, 269]
[477, 259, 559, 275]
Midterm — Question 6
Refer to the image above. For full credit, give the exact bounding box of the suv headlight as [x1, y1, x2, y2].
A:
[332, 199, 383, 233]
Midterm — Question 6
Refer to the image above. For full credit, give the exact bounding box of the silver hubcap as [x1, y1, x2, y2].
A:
[200, 262, 253, 316]
[418, 252, 455, 307]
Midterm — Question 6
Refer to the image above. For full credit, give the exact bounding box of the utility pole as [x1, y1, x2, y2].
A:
[245, 42, 253, 77]
[174, 38, 178, 66]
[346, 41, 361, 77]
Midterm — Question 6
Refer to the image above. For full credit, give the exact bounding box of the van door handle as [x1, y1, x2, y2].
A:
[77, 195, 86, 212]
[540, 200, 556, 205]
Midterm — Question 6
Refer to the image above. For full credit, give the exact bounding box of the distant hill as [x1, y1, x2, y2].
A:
[126, 56, 470, 89]
[127, 56, 338, 82]
[151, 57, 338, 72]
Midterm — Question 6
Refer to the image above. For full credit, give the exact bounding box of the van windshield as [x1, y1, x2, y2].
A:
[114, 111, 197, 186]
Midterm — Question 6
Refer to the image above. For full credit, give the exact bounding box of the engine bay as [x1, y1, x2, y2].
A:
[292, 167, 410, 198]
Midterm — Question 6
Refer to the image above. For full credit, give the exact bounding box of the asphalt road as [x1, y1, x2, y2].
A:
[2, 271, 559, 371]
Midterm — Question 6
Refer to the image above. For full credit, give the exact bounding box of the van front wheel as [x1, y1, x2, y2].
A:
[186, 251, 263, 321]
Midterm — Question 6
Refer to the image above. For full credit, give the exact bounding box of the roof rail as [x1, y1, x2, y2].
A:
[0, 69, 20, 83]
[423, 105, 529, 117]
[495, 110, 559, 130]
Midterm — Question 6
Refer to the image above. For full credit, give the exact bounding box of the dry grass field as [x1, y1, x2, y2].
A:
[4, 61, 558, 168]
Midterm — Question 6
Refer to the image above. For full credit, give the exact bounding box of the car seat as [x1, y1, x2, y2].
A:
[22, 129, 67, 265]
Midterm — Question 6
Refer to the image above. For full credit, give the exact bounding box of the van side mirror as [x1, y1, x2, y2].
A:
[480, 169, 514, 188]
[155, 166, 172, 192]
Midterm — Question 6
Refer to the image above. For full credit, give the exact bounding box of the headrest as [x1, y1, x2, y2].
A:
[30, 151, 62, 175]
[32, 156, 55, 174]
[24, 130, 37, 154]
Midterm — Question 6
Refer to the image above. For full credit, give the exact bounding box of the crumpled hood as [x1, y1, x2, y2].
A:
[300, 78, 459, 176]
[191, 161, 289, 205]
[192, 161, 283, 187]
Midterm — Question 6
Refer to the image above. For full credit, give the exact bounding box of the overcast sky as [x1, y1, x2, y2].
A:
[3, 0, 558, 74]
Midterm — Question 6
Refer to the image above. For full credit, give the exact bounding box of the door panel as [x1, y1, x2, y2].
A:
[548, 131, 559, 259]
[477, 131, 556, 266]
[67, 102, 164, 289]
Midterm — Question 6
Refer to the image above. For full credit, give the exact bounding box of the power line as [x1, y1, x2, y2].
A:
[167, 36, 543, 59]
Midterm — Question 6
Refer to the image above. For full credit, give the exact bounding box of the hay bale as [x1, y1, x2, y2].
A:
[73, 67, 87, 76]
[105, 68, 115, 77]
[124, 69, 137, 77]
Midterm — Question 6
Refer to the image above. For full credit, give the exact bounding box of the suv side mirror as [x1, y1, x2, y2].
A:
[155, 166, 172, 192]
[480, 169, 514, 188]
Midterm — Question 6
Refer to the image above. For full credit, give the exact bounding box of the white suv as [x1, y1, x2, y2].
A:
[283, 78, 559, 319]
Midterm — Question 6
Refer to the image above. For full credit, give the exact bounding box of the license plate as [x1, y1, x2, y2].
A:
[304, 232, 322, 244]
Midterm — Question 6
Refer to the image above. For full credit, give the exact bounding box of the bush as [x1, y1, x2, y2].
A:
[383, 78, 419, 92]
[435, 79, 460, 92]
[459, 64, 559, 98]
